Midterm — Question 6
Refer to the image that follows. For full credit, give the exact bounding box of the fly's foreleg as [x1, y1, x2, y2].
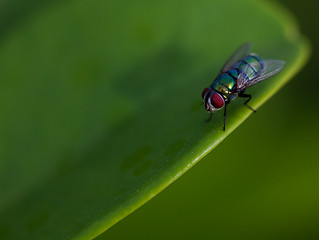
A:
[238, 92, 256, 113]
[223, 101, 230, 131]
[223, 103, 227, 131]
[205, 112, 213, 122]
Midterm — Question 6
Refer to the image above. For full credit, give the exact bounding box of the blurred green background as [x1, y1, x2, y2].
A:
[98, 1, 319, 240]
[0, 0, 315, 239]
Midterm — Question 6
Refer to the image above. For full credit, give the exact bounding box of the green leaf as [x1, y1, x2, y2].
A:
[0, 0, 309, 239]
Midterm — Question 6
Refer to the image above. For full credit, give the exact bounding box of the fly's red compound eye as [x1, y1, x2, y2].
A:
[211, 93, 224, 109]
[202, 88, 209, 99]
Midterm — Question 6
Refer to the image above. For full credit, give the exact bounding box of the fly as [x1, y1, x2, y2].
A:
[202, 42, 285, 131]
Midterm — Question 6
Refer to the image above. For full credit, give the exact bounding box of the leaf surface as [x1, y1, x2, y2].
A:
[0, 0, 309, 239]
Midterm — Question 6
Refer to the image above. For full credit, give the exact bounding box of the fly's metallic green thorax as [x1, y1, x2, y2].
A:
[211, 74, 236, 99]
[211, 54, 263, 99]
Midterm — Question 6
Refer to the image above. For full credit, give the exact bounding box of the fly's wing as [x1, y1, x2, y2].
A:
[237, 60, 285, 91]
[219, 42, 251, 73]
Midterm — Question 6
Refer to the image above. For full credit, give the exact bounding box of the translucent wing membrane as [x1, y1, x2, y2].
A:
[253, 60, 286, 82]
[219, 42, 251, 73]
[237, 59, 285, 90]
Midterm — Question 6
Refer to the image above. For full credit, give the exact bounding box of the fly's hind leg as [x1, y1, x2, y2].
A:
[238, 91, 256, 113]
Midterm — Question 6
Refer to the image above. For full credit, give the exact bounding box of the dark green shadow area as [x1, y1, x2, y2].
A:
[0, 0, 309, 239]
[0, 0, 65, 43]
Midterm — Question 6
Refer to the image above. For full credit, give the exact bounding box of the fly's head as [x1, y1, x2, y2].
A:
[202, 88, 225, 112]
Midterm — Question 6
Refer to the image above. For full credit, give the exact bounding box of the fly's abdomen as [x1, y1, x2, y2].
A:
[211, 73, 236, 99]
[235, 54, 263, 80]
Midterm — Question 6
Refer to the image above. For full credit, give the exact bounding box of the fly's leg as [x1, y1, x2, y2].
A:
[238, 92, 256, 113]
[223, 101, 229, 131]
[204, 101, 229, 131]
[205, 112, 213, 122]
